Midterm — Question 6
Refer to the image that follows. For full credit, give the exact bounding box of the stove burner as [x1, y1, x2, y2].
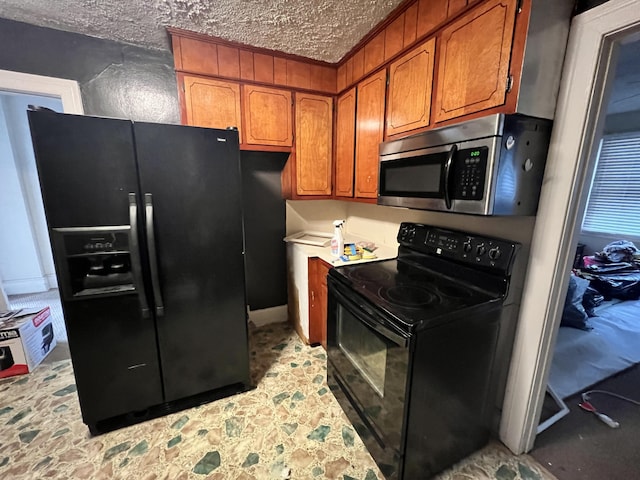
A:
[436, 284, 474, 299]
[379, 286, 440, 308]
[348, 268, 393, 284]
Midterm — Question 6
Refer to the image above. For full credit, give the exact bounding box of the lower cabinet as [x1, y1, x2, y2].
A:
[308, 257, 332, 349]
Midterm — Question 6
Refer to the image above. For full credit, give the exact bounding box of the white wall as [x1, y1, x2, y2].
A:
[0, 93, 62, 294]
[287, 200, 536, 247]
[285, 200, 348, 235]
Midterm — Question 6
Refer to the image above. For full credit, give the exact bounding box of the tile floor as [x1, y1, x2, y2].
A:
[0, 321, 556, 480]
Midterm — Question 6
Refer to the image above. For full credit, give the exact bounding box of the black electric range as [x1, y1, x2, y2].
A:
[326, 222, 519, 480]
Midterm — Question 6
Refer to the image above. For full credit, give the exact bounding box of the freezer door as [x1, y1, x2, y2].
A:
[27, 111, 164, 424]
[134, 123, 250, 402]
[27, 110, 140, 227]
[64, 295, 164, 426]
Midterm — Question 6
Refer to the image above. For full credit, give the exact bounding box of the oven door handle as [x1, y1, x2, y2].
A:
[331, 282, 408, 348]
[443, 144, 457, 210]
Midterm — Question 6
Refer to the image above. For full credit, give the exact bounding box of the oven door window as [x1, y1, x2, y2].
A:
[328, 285, 409, 449]
[379, 151, 447, 198]
[338, 308, 388, 396]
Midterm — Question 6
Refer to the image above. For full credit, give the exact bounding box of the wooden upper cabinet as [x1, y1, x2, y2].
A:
[295, 93, 333, 196]
[181, 75, 242, 139]
[355, 70, 387, 198]
[242, 85, 293, 147]
[386, 37, 436, 137]
[433, 0, 517, 123]
[335, 88, 357, 197]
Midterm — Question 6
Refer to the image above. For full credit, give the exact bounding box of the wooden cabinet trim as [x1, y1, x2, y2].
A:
[385, 14, 406, 61]
[169, 29, 337, 95]
[239, 50, 254, 80]
[364, 32, 386, 75]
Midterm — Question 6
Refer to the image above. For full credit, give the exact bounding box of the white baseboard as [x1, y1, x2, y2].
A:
[248, 305, 288, 327]
[3, 277, 48, 296]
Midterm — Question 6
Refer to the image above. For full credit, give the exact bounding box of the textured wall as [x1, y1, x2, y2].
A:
[0, 0, 404, 63]
[0, 18, 179, 124]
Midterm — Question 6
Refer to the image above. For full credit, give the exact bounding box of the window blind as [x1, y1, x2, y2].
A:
[582, 132, 640, 237]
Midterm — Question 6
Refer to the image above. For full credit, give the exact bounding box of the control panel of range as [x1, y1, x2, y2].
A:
[397, 222, 518, 271]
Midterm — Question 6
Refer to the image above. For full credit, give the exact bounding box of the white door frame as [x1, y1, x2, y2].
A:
[0, 70, 83, 301]
[0, 69, 83, 114]
[499, 0, 640, 454]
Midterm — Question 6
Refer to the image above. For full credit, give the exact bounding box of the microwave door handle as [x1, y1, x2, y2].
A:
[128, 193, 151, 318]
[444, 144, 457, 210]
[145, 193, 165, 317]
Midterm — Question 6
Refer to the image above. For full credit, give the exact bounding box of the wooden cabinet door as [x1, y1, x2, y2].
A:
[308, 257, 331, 348]
[335, 87, 357, 197]
[182, 75, 242, 139]
[433, 0, 517, 123]
[355, 70, 387, 198]
[386, 37, 436, 137]
[242, 85, 293, 146]
[295, 93, 333, 196]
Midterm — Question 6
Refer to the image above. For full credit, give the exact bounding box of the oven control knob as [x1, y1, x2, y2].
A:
[488, 247, 502, 260]
[476, 243, 487, 256]
[463, 241, 473, 253]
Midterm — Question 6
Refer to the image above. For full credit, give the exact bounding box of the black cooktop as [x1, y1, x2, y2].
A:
[330, 258, 497, 330]
[328, 223, 519, 331]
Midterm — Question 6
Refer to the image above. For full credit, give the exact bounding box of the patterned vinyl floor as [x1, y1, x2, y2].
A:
[0, 321, 555, 480]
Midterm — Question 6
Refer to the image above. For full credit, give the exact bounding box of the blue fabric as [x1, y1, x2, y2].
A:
[561, 274, 592, 330]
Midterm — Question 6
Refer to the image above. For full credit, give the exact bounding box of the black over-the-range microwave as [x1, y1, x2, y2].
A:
[377, 114, 553, 216]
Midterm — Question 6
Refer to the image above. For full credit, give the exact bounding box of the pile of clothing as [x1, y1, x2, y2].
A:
[562, 240, 640, 330]
[593, 240, 640, 264]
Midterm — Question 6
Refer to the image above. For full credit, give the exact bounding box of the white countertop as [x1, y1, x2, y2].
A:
[285, 233, 397, 267]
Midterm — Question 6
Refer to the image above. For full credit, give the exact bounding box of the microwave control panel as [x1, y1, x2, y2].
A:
[452, 147, 488, 200]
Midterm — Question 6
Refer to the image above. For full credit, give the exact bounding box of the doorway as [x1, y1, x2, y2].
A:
[0, 69, 83, 343]
[529, 35, 640, 479]
[498, 0, 640, 459]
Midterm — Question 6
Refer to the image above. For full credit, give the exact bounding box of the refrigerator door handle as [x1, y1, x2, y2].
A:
[128, 193, 151, 318]
[145, 193, 165, 317]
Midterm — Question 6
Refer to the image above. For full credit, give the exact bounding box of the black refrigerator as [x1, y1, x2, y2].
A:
[28, 109, 251, 434]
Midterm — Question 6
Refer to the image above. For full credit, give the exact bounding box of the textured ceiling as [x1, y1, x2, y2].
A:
[0, 0, 405, 63]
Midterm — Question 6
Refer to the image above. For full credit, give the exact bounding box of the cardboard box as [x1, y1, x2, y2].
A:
[0, 307, 56, 379]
